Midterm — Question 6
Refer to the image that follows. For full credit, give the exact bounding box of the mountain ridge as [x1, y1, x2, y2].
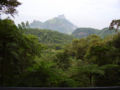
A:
[30, 15, 77, 34]
[72, 27, 118, 38]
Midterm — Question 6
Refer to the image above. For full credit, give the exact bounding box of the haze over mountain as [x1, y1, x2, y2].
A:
[28, 15, 118, 38]
[11, 0, 120, 29]
[30, 15, 77, 34]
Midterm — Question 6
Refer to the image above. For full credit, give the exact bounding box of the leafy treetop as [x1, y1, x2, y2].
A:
[109, 19, 120, 32]
[0, 0, 21, 16]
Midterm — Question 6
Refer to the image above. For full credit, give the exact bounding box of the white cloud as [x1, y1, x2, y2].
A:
[13, 0, 120, 29]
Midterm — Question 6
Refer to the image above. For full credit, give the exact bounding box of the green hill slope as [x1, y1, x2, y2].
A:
[98, 28, 117, 38]
[72, 27, 118, 38]
[72, 28, 100, 38]
[25, 28, 74, 44]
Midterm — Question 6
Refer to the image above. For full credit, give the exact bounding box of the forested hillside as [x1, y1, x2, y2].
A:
[72, 27, 118, 38]
[25, 29, 74, 44]
[1, 19, 120, 87]
[0, 0, 120, 88]
[98, 28, 117, 38]
[72, 28, 100, 38]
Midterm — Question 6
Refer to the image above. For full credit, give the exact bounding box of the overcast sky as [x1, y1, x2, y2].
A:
[11, 0, 120, 29]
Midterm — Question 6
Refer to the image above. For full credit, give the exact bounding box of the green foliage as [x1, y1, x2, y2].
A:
[53, 50, 72, 70]
[25, 28, 74, 45]
[84, 33, 120, 86]
[19, 58, 61, 87]
[1, 0, 120, 87]
[64, 35, 101, 60]
[1, 19, 120, 87]
[72, 27, 118, 39]
[0, 0, 21, 16]
[98, 28, 117, 38]
[72, 28, 100, 38]
[109, 19, 120, 32]
[85, 42, 113, 65]
[0, 19, 43, 86]
[18, 21, 30, 31]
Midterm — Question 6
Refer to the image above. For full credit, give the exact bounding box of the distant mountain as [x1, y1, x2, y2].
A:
[72, 28, 100, 38]
[30, 20, 43, 28]
[72, 27, 118, 38]
[25, 28, 74, 44]
[30, 15, 77, 34]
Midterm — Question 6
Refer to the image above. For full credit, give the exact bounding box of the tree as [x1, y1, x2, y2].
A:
[95, 64, 119, 86]
[18, 21, 30, 30]
[79, 64, 118, 87]
[68, 61, 104, 87]
[54, 50, 71, 70]
[79, 64, 104, 87]
[64, 35, 101, 60]
[0, 0, 21, 16]
[85, 41, 115, 66]
[109, 19, 120, 32]
[0, 19, 43, 86]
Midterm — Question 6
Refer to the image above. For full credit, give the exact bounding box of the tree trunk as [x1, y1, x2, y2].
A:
[89, 74, 94, 87]
[0, 41, 6, 87]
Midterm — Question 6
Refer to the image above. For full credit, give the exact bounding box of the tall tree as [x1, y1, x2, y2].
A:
[0, 0, 21, 16]
[109, 19, 120, 32]
[0, 19, 42, 86]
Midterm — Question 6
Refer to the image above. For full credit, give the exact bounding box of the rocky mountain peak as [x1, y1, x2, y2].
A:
[57, 14, 66, 19]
